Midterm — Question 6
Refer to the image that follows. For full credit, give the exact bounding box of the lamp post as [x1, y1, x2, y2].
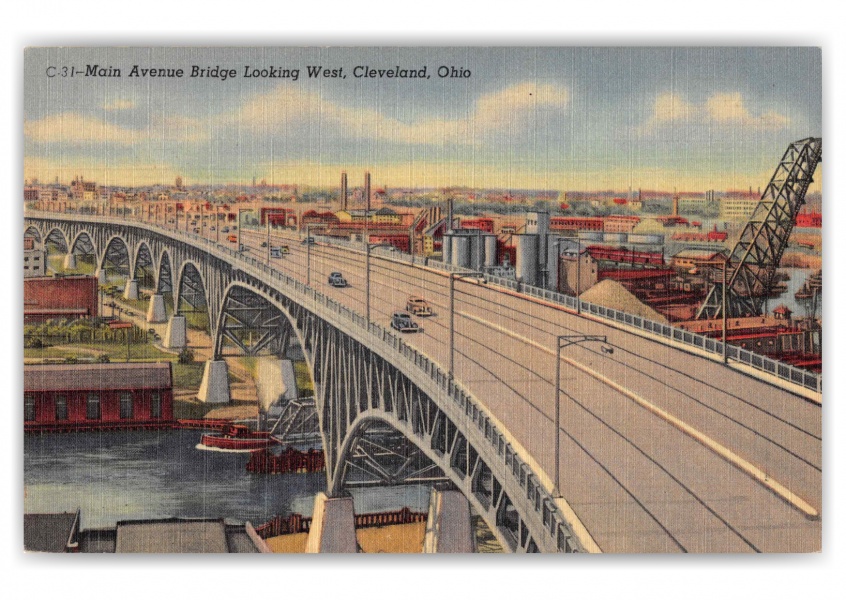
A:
[554, 335, 613, 496]
[305, 224, 314, 286]
[237, 208, 250, 251]
[449, 270, 486, 380]
[365, 242, 396, 324]
[702, 256, 730, 363]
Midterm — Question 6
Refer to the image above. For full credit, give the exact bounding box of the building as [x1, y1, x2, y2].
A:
[24, 275, 98, 323]
[24, 362, 174, 432]
[671, 249, 727, 271]
[24, 511, 81, 552]
[550, 216, 604, 233]
[604, 215, 641, 233]
[557, 248, 599, 295]
[720, 192, 760, 221]
[795, 208, 822, 228]
[24, 237, 47, 278]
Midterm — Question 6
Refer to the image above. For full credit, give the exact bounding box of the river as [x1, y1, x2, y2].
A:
[24, 429, 431, 530]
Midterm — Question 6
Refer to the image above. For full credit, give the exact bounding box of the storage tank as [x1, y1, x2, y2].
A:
[513, 234, 538, 286]
[443, 232, 453, 264]
[453, 234, 471, 268]
[467, 232, 482, 270]
[483, 233, 498, 267]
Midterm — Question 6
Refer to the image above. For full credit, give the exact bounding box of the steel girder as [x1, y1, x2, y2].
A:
[70, 232, 97, 260]
[44, 228, 69, 253]
[157, 251, 174, 297]
[133, 243, 156, 289]
[24, 225, 43, 245]
[215, 285, 290, 357]
[697, 138, 822, 319]
[100, 236, 131, 278]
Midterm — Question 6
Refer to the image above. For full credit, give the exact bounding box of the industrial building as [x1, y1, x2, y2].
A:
[24, 362, 174, 432]
[24, 236, 47, 278]
[24, 275, 99, 323]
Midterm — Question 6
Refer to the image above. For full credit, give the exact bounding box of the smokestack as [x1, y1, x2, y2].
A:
[673, 194, 679, 217]
[364, 172, 371, 213]
[448, 198, 454, 231]
[341, 171, 348, 210]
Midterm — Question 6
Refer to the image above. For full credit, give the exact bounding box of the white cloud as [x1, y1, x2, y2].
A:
[24, 113, 139, 144]
[103, 98, 135, 111]
[220, 81, 571, 145]
[641, 92, 790, 132]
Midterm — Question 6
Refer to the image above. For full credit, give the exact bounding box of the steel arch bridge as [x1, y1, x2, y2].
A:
[24, 212, 596, 554]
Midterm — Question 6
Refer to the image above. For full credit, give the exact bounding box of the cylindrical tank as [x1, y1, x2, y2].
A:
[443, 232, 453, 264]
[627, 233, 664, 245]
[603, 232, 628, 244]
[453, 235, 471, 268]
[468, 233, 482, 270]
[579, 231, 603, 242]
[514, 234, 538, 286]
[483, 233, 498, 267]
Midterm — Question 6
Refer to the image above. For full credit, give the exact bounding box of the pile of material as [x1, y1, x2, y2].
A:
[579, 279, 669, 324]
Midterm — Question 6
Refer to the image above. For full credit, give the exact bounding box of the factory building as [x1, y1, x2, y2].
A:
[24, 275, 99, 323]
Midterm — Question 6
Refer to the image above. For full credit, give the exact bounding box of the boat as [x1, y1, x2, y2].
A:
[795, 282, 813, 300]
[200, 423, 281, 451]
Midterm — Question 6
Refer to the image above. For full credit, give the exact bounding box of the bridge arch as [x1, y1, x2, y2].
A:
[132, 242, 156, 290]
[99, 235, 132, 281]
[156, 250, 175, 299]
[24, 225, 42, 244]
[44, 227, 69, 254]
[175, 260, 212, 334]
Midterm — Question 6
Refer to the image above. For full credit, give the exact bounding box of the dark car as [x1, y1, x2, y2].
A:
[261, 241, 268, 247]
[391, 311, 421, 333]
[328, 272, 348, 287]
[301, 236, 316, 245]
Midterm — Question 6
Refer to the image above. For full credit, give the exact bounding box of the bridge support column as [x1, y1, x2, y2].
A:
[163, 315, 186, 349]
[197, 359, 231, 404]
[305, 493, 358, 553]
[95, 268, 107, 284]
[422, 488, 476, 553]
[146, 294, 167, 324]
[63, 253, 77, 270]
[123, 278, 139, 300]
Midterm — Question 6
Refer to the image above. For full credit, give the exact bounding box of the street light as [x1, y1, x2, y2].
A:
[553, 334, 613, 497]
[365, 241, 397, 324]
[701, 256, 730, 363]
[237, 208, 251, 250]
[449, 270, 487, 380]
[305, 223, 315, 286]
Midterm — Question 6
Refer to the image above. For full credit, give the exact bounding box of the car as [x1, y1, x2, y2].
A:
[153, 333, 161, 341]
[125, 311, 135, 317]
[194, 227, 200, 233]
[148, 328, 156, 335]
[221, 226, 230, 233]
[406, 295, 432, 316]
[391, 312, 421, 333]
[279, 245, 290, 254]
[328, 272, 347, 287]
[261, 241, 268, 247]
[210, 226, 216, 231]
[301, 237, 316, 245]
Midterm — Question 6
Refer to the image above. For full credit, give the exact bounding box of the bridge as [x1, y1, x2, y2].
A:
[24, 210, 822, 553]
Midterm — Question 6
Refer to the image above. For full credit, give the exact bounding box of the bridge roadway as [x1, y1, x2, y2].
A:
[36, 213, 822, 553]
[231, 227, 821, 553]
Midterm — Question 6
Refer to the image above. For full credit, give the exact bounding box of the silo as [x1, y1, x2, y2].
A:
[603, 232, 628, 244]
[483, 233, 498, 267]
[453, 234, 471, 268]
[443, 232, 453, 264]
[514, 234, 538, 286]
[579, 231, 603, 242]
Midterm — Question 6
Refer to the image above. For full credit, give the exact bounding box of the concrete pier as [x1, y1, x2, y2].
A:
[123, 278, 139, 300]
[63, 253, 77, 270]
[422, 488, 475, 553]
[197, 359, 231, 404]
[146, 294, 167, 323]
[163, 315, 186, 349]
[95, 268, 107, 284]
[305, 493, 358, 553]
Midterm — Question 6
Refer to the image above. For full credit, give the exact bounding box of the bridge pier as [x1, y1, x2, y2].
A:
[123, 278, 139, 300]
[163, 315, 186, 349]
[146, 294, 167, 324]
[422, 488, 476, 553]
[197, 359, 231, 404]
[63, 253, 77, 270]
[95, 268, 107, 284]
[305, 492, 358, 553]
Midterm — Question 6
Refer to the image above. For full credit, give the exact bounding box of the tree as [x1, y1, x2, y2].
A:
[178, 348, 195, 364]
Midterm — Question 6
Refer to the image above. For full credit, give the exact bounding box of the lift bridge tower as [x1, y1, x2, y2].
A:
[696, 137, 822, 319]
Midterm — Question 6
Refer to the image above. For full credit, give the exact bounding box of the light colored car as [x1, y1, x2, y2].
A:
[221, 226, 230, 233]
[391, 311, 421, 333]
[328, 272, 348, 287]
[406, 296, 432, 316]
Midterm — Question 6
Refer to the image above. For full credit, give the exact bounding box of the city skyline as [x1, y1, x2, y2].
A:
[24, 47, 822, 192]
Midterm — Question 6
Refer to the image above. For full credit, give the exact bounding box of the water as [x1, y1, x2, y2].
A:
[24, 430, 431, 530]
[766, 267, 821, 318]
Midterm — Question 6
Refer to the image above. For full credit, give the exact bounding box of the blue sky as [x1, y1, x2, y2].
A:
[24, 47, 821, 191]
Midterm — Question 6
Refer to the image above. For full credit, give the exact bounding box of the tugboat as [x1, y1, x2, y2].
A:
[200, 423, 281, 452]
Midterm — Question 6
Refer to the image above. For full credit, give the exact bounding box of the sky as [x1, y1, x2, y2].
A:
[23, 47, 822, 192]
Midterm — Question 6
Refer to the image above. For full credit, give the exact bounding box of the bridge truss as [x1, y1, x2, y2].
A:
[697, 137, 822, 319]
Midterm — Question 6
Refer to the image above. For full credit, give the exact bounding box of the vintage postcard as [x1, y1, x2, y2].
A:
[23, 47, 821, 554]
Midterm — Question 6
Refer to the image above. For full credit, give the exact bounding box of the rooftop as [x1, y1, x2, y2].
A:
[24, 362, 172, 392]
[24, 511, 79, 553]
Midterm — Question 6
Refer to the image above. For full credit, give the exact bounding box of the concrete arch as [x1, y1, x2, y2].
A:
[43, 227, 69, 253]
[70, 231, 97, 257]
[24, 225, 42, 244]
[99, 235, 132, 276]
[132, 242, 156, 290]
[175, 260, 212, 333]
[156, 250, 174, 295]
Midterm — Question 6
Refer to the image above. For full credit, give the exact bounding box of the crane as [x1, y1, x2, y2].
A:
[696, 137, 822, 319]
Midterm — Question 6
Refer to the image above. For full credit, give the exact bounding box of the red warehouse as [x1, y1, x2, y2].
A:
[24, 275, 98, 324]
[24, 362, 175, 433]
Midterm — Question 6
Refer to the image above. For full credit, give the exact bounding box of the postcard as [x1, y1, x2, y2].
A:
[23, 46, 821, 553]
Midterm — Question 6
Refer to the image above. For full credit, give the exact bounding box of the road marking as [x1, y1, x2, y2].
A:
[457, 310, 820, 519]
